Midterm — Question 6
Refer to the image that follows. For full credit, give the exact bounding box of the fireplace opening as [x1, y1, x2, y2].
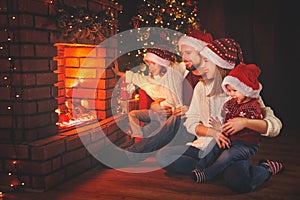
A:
[54, 43, 118, 131]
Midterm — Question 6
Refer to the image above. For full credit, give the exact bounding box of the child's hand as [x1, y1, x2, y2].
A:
[112, 60, 124, 77]
[209, 117, 222, 131]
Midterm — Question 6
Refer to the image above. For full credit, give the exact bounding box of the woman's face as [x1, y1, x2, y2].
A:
[144, 60, 162, 76]
[199, 56, 218, 80]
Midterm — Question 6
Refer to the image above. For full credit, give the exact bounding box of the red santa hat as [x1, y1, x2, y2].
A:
[222, 63, 262, 98]
[178, 30, 213, 52]
[200, 38, 244, 69]
[143, 47, 176, 67]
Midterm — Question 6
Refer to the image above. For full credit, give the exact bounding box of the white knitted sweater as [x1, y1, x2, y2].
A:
[125, 63, 186, 110]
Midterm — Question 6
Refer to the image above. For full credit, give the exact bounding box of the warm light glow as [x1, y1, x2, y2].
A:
[12, 161, 17, 165]
[55, 108, 61, 115]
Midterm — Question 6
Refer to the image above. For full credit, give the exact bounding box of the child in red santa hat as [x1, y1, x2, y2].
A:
[191, 63, 284, 183]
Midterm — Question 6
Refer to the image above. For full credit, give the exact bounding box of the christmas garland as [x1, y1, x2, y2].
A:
[55, 4, 117, 43]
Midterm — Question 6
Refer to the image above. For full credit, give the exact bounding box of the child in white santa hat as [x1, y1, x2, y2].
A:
[191, 63, 284, 183]
[113, 47, 184, 144]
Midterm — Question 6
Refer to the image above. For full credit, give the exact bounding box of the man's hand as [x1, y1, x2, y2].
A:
[150, 98, 172, 116]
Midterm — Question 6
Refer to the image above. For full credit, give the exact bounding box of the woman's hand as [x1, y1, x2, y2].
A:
[203, 127, 230, 149]
[222, 117, 247, 136]
[213, 130, 231, 149]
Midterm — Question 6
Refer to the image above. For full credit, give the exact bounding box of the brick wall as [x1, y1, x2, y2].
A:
[0, 0, 127, 192]
[0, 114, 129, 191]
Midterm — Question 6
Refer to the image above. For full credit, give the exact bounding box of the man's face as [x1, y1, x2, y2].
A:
[180, 44, 202, 71]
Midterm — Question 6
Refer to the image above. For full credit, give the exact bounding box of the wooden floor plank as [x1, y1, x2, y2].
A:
[4, 130, 300, 200]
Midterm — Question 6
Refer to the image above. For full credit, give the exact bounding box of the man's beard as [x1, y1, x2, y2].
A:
[186, 65, 197, 71]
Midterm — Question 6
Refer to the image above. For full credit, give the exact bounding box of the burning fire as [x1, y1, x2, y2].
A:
[56, 99, 97, 128]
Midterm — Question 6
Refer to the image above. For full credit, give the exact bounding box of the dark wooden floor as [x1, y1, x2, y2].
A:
[5, 129, 300, 200]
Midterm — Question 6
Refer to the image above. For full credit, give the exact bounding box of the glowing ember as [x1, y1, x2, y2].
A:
[56, 112, 97, 128]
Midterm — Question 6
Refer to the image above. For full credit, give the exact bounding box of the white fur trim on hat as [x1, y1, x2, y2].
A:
[200, 47, 235, 69]
[222, 76, 262, 98]
[143, 52, 170, 67]
[178, 35, 208, 52]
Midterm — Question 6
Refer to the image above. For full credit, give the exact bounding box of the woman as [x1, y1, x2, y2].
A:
[156, 38, 283, 193]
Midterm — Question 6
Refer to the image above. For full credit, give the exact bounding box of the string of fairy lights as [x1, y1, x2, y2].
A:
[0, 0, 122, 196]
[134, 0, 200, 31]
[118, 0, 201, 70]
[0, 0, 25, 196]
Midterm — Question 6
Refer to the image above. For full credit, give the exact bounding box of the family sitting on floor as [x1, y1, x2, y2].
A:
[102, 29, 283, 193]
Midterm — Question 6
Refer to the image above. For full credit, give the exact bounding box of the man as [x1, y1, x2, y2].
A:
[100, 30, 213, 166]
